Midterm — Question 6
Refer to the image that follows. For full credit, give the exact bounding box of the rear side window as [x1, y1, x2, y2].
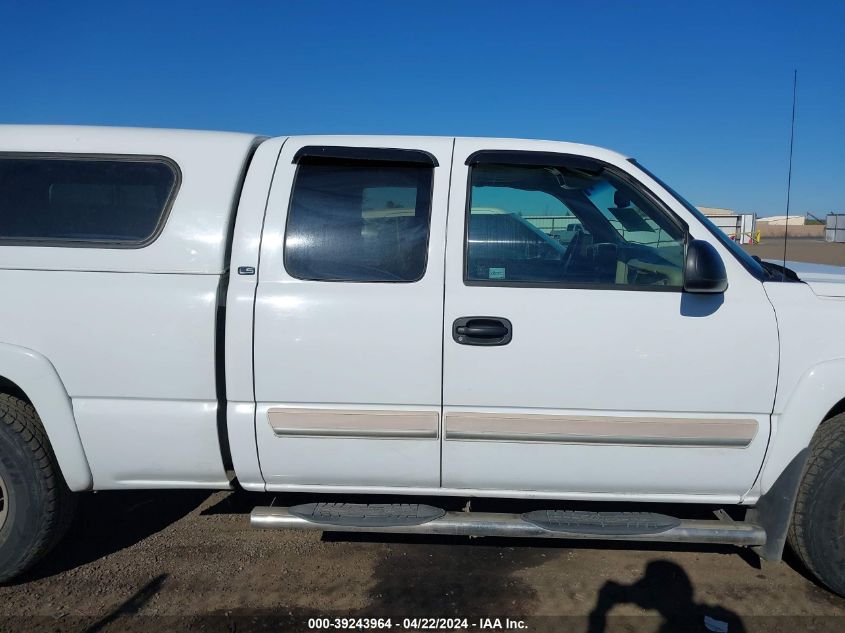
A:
[285, 155, 433, 282]
[0, 155, 180, 247]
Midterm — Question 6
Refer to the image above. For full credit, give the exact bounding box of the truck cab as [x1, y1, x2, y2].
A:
[230, 136, 776, 503]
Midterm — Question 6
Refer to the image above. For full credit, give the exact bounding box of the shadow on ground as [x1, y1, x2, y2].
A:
[588, 559, 745, 633]
[11, 490, 211, 585]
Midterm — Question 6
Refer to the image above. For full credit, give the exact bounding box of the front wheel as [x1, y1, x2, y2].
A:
[0, 393, 76, 583]
[788, 412, 845, 596]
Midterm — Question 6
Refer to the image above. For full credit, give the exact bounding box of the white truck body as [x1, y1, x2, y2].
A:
[2, 125, 845, 585]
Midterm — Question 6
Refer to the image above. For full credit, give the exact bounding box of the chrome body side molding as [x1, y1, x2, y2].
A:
[268, 408, 439, 440]
[444, 413, 758, 448]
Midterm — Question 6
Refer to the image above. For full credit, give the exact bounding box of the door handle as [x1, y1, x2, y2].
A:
[456, 323, 508, 338]
[453, 317, 512, 346]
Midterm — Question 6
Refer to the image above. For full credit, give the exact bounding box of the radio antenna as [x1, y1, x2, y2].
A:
[783, 69, 798, 271]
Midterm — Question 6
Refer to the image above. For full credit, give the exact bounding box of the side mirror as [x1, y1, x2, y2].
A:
[684, 239, 728, 293]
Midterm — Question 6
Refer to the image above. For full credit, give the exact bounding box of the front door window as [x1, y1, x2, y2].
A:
[466, 162, 686, 287]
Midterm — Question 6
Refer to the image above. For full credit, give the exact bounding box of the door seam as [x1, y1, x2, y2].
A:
[439, 137, 456, 488]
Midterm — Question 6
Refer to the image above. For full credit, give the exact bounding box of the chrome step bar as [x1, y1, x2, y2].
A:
[251, 507, 766, 547]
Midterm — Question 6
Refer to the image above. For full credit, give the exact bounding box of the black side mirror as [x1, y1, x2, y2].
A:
[684, 239, 728, 293]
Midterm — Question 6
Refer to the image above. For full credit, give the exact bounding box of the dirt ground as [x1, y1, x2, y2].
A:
[1, 489, 844, 633]
[743, 238, 845, 266]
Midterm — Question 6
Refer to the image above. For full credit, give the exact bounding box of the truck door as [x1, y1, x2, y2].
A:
[253, 137, 453, 490]
[440, 139, 778, 500]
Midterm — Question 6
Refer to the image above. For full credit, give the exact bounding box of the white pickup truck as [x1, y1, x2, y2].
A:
[2, 126, 845, 594]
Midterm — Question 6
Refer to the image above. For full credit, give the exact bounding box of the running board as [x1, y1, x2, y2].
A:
[250, 505, 766, 547]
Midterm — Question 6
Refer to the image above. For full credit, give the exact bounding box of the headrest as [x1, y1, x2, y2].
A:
[614, 190, 631, 208]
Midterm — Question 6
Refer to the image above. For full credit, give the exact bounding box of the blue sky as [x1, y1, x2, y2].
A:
[1, 1, 842, 216]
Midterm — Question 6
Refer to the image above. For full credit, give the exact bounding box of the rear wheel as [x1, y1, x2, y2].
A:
[788, 412, 845, 596]
[0, 393, 76, 583]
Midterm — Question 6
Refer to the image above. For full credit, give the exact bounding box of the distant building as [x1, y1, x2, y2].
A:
[697, 207, 736, 217]
[757, 215, 806, 226]
[697, 207, 757, 244]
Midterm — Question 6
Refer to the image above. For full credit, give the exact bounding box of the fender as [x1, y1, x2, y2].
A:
[749, 358, 845, 561]
[0, 342, 93, 491]
[761, 358, 845, 493]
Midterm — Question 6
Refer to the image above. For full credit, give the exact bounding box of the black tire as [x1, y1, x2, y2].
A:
[0, 393, 76, 583]
[788, 412, 845, 595]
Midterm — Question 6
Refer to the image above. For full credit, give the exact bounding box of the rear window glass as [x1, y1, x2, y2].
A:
[0, 155, 180, 246]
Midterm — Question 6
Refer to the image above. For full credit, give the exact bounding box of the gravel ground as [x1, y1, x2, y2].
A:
[743, 239, 845, 266]
[1, 489, 844, 633]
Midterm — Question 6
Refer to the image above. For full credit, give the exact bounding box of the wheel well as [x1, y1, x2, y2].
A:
[0, 375, 29, 403]
[824, 396, 845, 423]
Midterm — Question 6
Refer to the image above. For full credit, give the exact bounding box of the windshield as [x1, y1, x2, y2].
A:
[627, 159, 766, 281]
